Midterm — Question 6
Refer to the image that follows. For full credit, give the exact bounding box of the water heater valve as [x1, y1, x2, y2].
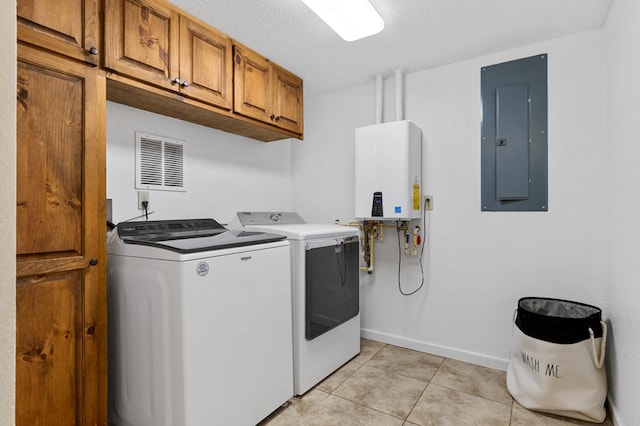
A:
[411, 226, 421, 255]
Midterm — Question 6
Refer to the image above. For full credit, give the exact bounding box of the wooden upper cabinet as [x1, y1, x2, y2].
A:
[233, 44, 270, 123]
[16, 43, 107, 425]
[179, 15, 233, 109]
[102, 0, 301, 139]
[17, 0, 100, 65]
[271, 64, 304, 134]
[234, 44, 303, 135]
[105, 0, 232, 109]
[105, 0, 180, 91]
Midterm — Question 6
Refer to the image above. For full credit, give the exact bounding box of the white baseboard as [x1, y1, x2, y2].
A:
[360, 328, 509, 371]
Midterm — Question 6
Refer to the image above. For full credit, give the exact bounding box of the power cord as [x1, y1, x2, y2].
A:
[122, 210, 156, 222]
[141, 200, 149, 221]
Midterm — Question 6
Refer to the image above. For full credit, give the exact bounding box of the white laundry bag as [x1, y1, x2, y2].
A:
[506, 297, 607, 423]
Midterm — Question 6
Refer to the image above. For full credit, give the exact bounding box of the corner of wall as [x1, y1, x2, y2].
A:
[0, 1, 17, 424]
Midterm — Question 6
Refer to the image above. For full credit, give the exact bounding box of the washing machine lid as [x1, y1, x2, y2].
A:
[230, 212, 358, 240]
[114, 218, 286, 253]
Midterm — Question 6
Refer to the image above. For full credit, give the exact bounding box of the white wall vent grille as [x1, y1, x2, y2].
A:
[136, 132, 186, 192]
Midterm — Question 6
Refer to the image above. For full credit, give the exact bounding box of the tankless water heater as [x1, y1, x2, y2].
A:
[354, 120, 422, 220]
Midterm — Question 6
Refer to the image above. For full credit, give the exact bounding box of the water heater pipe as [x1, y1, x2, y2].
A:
[395, 68, 404, 121]
[375, 74, 383, 124]
[360, 229, 375, 273]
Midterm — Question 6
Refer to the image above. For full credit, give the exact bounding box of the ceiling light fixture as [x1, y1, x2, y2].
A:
[302, 0, 384, 42]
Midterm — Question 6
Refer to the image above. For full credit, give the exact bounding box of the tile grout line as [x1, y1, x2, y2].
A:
[351, 341, 514, 420]
[399, 355, 446, 424]
[509, 399, 515, 425]
[430, 358, 515, 408]
[325, 392, 409, 423]
[324, 341, 423, 423]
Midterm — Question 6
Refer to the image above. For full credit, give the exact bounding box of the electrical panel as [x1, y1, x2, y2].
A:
[354, 120, 422, 220]
[481, 54, 548, 211]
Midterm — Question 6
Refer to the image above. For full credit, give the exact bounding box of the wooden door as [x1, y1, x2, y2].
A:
[16, 43, 107, 426]
[104, 0, 180, 91]
[271, 64, 304, 134]
[233, 44, 271, 123]
[179, 15, 232, 109]
[17, 0, 100, 65]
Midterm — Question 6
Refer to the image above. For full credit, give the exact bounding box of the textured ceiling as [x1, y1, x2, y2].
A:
[171, 0, 613, 96]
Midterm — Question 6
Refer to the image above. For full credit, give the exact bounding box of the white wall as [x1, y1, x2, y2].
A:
[70, 8, 640, 426]
[5, 4, 634, 425]
[0, 1, 16, 423]
[604, 0, 640, 424]
[107, 102, 294, 224]
[292, 84, 375, 224]
[294, 29, 608, 370]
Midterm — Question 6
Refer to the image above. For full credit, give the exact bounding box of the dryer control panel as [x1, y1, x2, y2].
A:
[234, 212, 306, 226]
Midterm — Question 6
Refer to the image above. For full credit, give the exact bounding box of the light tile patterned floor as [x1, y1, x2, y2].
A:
[261, 339, 612, 426]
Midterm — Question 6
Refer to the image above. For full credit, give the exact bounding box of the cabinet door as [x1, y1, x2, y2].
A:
[271, 64, 304, 134]
[17, 0, 100, 65]
[105, 0, 180, 91]
[179, 16, 232, 109]
[233, 44, 271, 123]
[16, 44, 106, 426]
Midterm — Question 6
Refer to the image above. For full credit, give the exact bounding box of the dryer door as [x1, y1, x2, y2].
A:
[305, 236, 359, 340]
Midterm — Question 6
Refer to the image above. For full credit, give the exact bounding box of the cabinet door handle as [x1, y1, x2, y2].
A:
[89, 258, 99, 266]
[181, 80, 189, 88]
[270, 114, 276, 120]
[172, 77, 181, 85]
[89, 47, 98, 55]
[87, 326, 95, 335]
[275, 116, 281, 122]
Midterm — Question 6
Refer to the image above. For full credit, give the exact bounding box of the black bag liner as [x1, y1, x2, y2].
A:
[515, 297, 603, 344]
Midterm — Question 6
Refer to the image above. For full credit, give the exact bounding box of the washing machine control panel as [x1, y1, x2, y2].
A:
[117, 218, 224, 241]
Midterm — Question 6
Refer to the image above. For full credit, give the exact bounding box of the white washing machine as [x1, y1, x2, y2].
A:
[107, 218, 293, 426]
[229, 212, 360, 395]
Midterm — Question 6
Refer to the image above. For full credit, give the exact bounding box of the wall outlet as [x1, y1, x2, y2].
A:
[137, 191, 150, 210]
[424, 195, 434, 210]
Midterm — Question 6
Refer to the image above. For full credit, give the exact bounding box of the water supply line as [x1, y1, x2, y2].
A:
[360, 226, 375, 273]
[358, 221, 389, 274]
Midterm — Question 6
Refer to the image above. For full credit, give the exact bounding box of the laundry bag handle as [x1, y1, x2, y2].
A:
[588, 321, 607, 369]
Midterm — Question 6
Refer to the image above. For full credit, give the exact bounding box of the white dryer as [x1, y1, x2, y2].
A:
[107, 218, 293, 426]
[229, 212, 360, 395]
